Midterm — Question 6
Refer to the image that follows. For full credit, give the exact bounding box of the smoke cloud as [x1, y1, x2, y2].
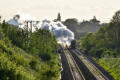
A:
[7, 13, 74, 46]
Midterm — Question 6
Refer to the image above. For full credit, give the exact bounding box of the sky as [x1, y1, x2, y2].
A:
[0, 0, 120, 22]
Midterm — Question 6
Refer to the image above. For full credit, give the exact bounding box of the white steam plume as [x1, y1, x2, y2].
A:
[7, 13, 74, 46]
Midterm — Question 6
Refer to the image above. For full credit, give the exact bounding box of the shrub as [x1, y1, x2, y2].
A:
[29, 59, 38, 70]
[0, 53, 35, 80]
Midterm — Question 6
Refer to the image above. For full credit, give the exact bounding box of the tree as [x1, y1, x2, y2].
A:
[63, 18, 78, 32]
[111, 10, 120, 23]
[90, 16, 100, 24]
[108, 10, 120, 51]
[2, 20, 6, 28]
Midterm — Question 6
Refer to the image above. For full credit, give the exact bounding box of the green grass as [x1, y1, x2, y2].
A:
[95, 58, 120, 80]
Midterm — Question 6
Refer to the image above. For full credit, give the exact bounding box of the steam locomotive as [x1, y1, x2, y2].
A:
[58, 40, 76, 53]
[70, 40, 76, 49]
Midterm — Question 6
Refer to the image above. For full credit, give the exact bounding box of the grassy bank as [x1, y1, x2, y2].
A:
[94, 58, 120, 80]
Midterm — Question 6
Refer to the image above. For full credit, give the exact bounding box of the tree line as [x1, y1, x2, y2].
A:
[0, 20, 60, 80]
[80, 10, 120, 58]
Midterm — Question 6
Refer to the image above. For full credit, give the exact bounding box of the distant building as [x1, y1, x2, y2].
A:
[0, 16, 1, 23]
[57, 13, 61, 21]
[54, 12, 61, 22]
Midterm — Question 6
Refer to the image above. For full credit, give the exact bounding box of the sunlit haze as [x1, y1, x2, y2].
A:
[0, 0, 120, 22]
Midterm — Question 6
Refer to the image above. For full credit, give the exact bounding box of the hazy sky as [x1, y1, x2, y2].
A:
[0, 0, 120, 22]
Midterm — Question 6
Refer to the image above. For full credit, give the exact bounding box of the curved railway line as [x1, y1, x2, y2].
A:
[61, 47, 96, 80]
[74, 49, 114, 80]
[60, 46, 113, 80]
[71, 49, 109, 80]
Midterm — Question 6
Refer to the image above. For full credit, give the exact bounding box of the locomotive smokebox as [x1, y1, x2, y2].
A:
[70, 40, 76, 49]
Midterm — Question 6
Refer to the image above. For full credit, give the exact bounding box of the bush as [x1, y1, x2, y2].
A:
[0, 53, 35, 80]
[29, 59, 38, 70]
[39, 53, 52, 61]
[96, 58, 120, 80]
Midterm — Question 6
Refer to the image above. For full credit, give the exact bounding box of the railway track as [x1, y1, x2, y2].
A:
[71, 49, 110, 80]
[61, 46, 111, 80]
[68, 49, 97, 80]
[60, 48, 74, 80]
[64, 48, 85, 80]
[75, 49, 114, 80]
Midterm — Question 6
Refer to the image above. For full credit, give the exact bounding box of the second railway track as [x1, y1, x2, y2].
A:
[67, 48, 97, 80]
[73, 49, 111, 80]
[61, 43, 113, 80]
